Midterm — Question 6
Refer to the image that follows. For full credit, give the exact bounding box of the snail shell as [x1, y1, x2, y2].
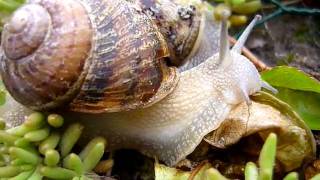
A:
[0, 0, 178, 113]
[131, 0, 204, 66]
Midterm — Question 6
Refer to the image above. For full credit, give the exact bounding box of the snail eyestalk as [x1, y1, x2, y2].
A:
[218, 10, 231, 68]
[261, 81, 278, 94]
[232, 15, 262, 53]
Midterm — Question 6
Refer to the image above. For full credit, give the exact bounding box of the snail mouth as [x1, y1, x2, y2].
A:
[2, 4, 50, 60]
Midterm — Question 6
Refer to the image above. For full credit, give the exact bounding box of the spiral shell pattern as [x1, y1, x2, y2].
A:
[70, 0, 178, 113]
[1, 0, 93, 110]
[2, 4, 50, 60]
[0, 0, 178, 112]
[133, 0, 203, 66]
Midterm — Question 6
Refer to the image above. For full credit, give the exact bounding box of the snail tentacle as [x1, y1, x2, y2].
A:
[229, 14, 278, 94]
[261, 81, 278, 94]
[232, 15, 261, 53]
[218, 10, 231, 68]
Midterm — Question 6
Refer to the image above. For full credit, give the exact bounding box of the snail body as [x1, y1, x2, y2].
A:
[0, 0, 276, 165]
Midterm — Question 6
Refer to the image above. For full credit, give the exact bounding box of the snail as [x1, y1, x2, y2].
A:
[0, 0, 277, 165]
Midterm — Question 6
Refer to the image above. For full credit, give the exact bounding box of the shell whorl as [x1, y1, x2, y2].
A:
[2, 4, 50, 60]
[0, 0, 178, 113]
[70, 0, 178, 113]
[132, 0, 203, 66]
[0, 0, 93, 110]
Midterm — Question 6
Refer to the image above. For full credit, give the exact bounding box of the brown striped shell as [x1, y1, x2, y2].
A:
[0, 0, 178, 113]
[131, 0, 203, 66]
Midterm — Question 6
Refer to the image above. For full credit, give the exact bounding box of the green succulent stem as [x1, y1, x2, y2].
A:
[0, 166, 22, 178]
[79, 137, 106, 160]
[283, 172, 299, 180]
[60, 123, 84, 157]
[47, 114, 64, 128]
[63, 153, 84, 175]
[0, 130, 18, 145]
[245, 162, 258, 180]
[82, 142, 105, 172]
[40, 166, 78, 179]
[25, 112, 46, 129]
[9, 147, 40, 165]
[258, 133, 277, 180]
[44, 149, 60, 167]
[24, 127, 50, 142]
[8, 169, 34, 180]
[39, 132, 60, 155]
[0, 113, 109, 180]
[28, 166, 43, 180]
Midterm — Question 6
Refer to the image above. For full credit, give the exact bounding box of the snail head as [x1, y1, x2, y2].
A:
[206, 12, 277, 106]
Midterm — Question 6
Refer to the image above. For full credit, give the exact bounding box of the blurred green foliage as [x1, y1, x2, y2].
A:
[262, 66, 320, 130]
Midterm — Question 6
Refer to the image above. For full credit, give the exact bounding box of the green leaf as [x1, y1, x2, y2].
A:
[273, 88, 320, 130]
[261, 66, 320, 93]
[261, 66, 320, 130]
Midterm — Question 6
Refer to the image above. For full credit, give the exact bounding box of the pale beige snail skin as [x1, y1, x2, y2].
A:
[0, 0, 276, 165]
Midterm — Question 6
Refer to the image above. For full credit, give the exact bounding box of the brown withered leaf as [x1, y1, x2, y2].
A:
[204, 91, 316, 171]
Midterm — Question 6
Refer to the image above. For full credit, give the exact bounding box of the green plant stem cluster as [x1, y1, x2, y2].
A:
[203, 133, 319, 180]
[0, 112, 109, 180]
